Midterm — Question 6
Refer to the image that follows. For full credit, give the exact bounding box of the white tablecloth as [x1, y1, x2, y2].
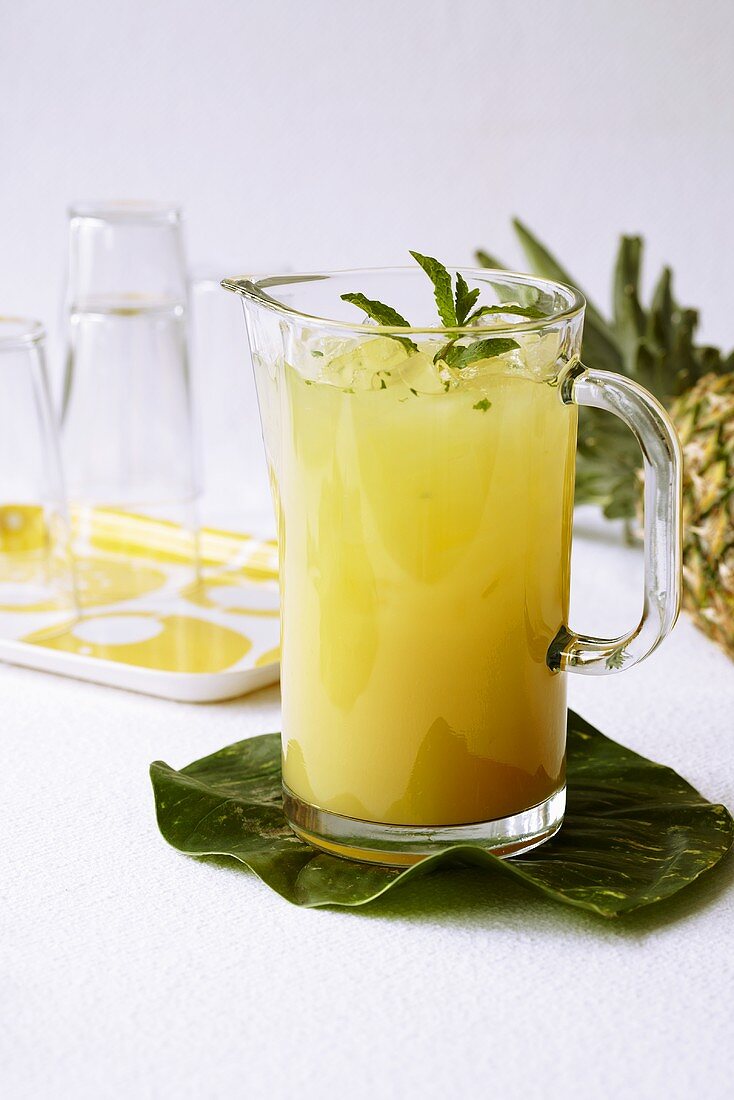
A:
[4, 511, 733, 1099]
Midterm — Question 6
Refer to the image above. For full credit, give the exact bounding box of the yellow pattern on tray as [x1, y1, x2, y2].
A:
[24, 611, 253, 674]
[10, 510, 281, 676]
[0, 504, 48, 552]
[74, 508, 278, 577]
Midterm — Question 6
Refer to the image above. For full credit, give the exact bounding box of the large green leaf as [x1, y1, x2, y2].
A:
[150, 711, 733, 918]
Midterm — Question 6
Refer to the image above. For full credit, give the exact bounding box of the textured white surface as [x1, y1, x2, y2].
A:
[2, 514, 734, 1100]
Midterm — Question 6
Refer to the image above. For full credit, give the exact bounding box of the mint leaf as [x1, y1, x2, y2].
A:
[340, 292, 417, 352]
[466, 303, 545, 323]
[340, 292, 411, 329]
[409, 251, 457, 327]
[443, 338, 519, 370]
[454, 272, 480, 325]
[473, 398, 492, 412]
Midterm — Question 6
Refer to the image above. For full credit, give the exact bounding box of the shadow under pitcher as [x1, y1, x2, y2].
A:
[223, 266, 682, 866]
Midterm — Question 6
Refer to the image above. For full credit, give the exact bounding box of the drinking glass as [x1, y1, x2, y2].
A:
[0, 317, 77, 631]
[61, 202, 199, 604]
[224, 267, 682, 866]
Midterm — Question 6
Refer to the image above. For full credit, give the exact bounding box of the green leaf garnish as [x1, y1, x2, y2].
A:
[467, 304, 545, 323]
[473, 398, 492, 412]
[341, 252, 533, 378]
[454, 271, 480, 325]
[150, 711, 734, 917]
[311, 350, 323, 357]
[339, 292, 411, 329]
[443, 338, 519, 371]
[339, 292, 417, 352]
[408, 251, 457, 327]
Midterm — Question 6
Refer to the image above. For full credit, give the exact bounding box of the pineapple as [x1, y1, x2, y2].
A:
[477, 220, 734, 657]
[672, 374, 734, 659]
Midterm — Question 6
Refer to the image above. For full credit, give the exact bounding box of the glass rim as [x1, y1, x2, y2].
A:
[221, 266, 586, 337]
[68, 199, 181, 224]
[0, 315, 46, 349]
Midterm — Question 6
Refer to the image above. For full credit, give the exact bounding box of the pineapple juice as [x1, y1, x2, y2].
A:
[269, 335, 577, 827]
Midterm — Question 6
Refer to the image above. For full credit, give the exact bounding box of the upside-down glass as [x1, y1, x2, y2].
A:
[223, 268, 682, 865]
[0, 318, 77, 631]
[61, 202, 199, 604]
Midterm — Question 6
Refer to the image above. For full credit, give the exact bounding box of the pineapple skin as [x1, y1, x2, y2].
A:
[672, 373, 734, 660]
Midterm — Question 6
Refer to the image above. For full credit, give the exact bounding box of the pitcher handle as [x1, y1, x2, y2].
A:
[548, 363, 682, 674]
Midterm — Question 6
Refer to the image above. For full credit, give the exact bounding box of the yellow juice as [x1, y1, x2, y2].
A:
[267, 335, 577, 827]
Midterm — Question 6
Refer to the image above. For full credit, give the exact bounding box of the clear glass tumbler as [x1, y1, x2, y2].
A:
[61, 202, 199, 604]
[0, 317, 77, 631]
[224, 267, 682, 866]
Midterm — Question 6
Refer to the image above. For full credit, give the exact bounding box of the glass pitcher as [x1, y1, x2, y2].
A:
[223, 267, 681, 865]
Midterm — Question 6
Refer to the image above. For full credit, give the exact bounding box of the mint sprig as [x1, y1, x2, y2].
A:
[339, 292, 417, 352]
[340, 252, 529, 376]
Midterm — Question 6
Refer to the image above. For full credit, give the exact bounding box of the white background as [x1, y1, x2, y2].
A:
[2, 3, 734, 1099]
[2, 0, 734, 350]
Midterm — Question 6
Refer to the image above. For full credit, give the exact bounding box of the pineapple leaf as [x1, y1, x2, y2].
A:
[511, 219, 609, 334]
[477, 222, 734, 522]
[647, 266, 676, 352]
[509, 219, 624, 374]
[475, 248, 507, 270]
[669, 308, 701, 395]
[612, 236, 646, 371]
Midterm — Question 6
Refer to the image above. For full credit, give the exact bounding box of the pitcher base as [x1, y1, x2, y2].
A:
[282, 785, 566, 867]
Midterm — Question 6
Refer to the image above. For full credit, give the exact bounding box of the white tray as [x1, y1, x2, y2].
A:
[0, 512, 280, 703]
